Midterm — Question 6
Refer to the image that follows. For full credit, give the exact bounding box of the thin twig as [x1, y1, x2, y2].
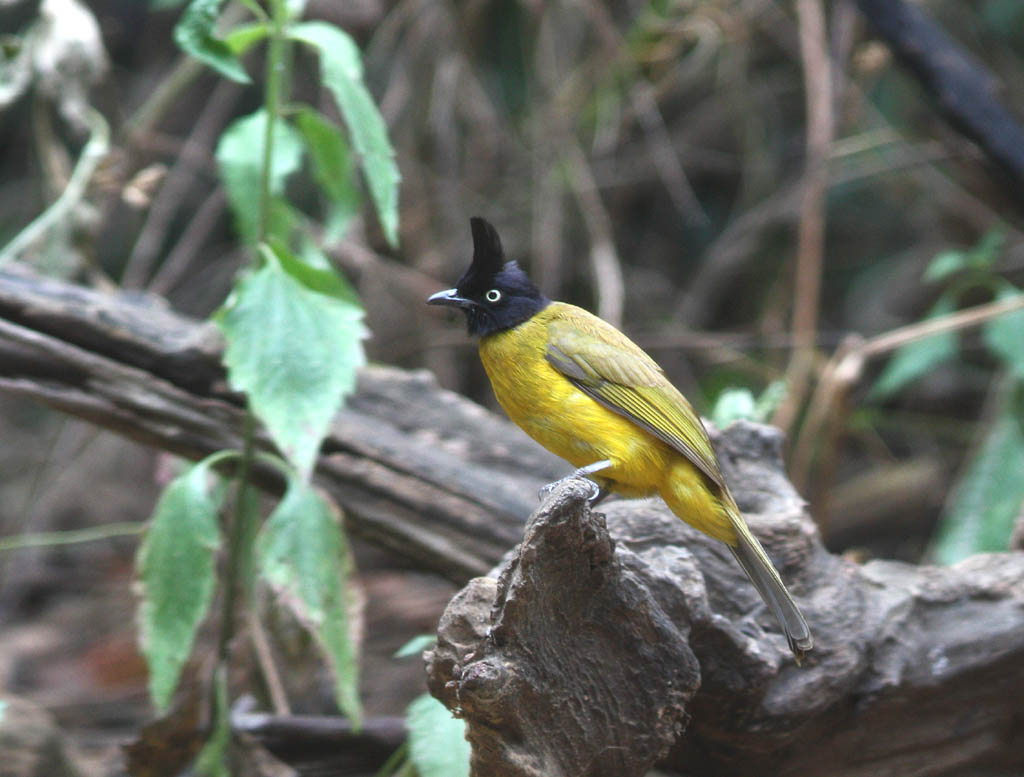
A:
[0, 108, 110, 267]
[121, 2, 251, 143]
[772, 0, 833, 434]
[148, 188, 228, 295]
[123, 79, 243, 288]
[628, 80, 710, 227]
[583, 0, 709, 227]
[246, 609, 292, 715]
[790, 293, 1024, 492]
[122, 57, 207, 143]
[0, 522, 144, 552]
[564, 144, 625, 327]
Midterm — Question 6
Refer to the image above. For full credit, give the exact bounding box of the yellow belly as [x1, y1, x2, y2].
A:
[478, 312, 737, 543]
[480, 318, 657, 495]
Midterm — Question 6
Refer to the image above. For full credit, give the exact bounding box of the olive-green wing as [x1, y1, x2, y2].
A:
[544, 309, 724, 489]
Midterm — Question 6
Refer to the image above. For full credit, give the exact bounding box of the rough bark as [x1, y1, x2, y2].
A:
[428, 421, 1024, 777]
[426, 479, 699, 777]
[1, 264, 1022, 776]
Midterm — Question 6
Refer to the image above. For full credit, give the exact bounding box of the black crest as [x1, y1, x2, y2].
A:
[457, 217, 506, 293]
[428, 218, 549, 337]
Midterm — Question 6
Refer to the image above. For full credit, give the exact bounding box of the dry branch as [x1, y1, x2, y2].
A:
[1, 264, 1023, 776]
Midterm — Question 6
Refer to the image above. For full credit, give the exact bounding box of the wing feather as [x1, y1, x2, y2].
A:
[545, 311, 724, 489]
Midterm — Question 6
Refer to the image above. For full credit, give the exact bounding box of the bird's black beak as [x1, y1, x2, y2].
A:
[427, 288, 473, 309]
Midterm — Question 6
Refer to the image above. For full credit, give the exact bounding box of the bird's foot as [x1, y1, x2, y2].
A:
[538, 460, 612, 503]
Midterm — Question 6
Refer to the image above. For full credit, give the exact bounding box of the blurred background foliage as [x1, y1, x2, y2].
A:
[2, 0, 1023, 560]
[2, 0, 1024, 771]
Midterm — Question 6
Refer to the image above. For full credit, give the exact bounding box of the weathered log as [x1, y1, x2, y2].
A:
[427, 420, 1024, 776]
[426, 479, 698, 777]
[1, 264, 1023, 776]
[0, 263, 563, 582]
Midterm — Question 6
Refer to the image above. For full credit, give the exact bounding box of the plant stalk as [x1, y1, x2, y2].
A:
[256, 0, 290, 245]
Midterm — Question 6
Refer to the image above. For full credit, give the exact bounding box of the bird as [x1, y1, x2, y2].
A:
[428, 217, 812, 659]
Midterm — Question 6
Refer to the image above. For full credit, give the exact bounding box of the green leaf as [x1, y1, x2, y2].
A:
[294, 108, 361, 244]
[923, 250, 966, 283]
[257, 478, 362, 725]
[982, 284, 1024, 379]
[267, 237, 360, 304]
[288, 21, 401, 247]
[394, 633, 436, 659]
[931, 382, 1024, 564]
[223, 22, 269, 56]
[218, 246, 365, 480]
[174, 0, 252, 83]
[406, 694, 470, 777]
[136, 457, 223, 712]
[216, 109, 305, 242]
[710, 388, 756, 428]
[194, 666, 230, 777]
[869, 293, 959, 400]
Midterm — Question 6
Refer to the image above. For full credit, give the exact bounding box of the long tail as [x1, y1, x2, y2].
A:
[728, 517, 813, 661]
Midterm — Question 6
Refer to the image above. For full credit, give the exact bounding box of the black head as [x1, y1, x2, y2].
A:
[427, 217, 549, 336]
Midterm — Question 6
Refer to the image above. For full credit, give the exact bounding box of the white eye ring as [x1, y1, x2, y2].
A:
[485, 289, 502, 303]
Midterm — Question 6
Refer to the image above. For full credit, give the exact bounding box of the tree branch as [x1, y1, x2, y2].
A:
[854, 0, 1024, 193]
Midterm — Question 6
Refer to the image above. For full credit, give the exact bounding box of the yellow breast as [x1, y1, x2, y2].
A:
[478, 305, 670, 496]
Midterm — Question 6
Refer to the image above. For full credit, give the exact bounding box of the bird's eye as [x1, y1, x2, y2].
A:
[485, 289, 502, 303]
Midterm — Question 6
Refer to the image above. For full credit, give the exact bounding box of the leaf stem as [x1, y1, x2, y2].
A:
[212, 0, 294, 720]
[256, 0, 289, 245]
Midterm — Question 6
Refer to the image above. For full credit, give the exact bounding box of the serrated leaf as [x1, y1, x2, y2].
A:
[174, 0, 251, 83]
[223, 22, 268, 56]
[257, 479, 362, 725]
[869, 293, 959, 400]
[931, 383, 1024, 564]
[394, 633, 436, 659]
[710, 388, 756, 428]
[406, 694, 470, 777]
[137, 458, 223, 712]
[982, 284, 1024, 379]
[288, 21, 400, 247]
[267, 237, 360, 304]
[216, 109, 305, 242]
[294, 108, 361, 244]
[923, 250, 966, 283]
[218, 249, 365, 480]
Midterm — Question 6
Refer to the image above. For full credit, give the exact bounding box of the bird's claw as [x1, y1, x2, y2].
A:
[537, 475, 602, 502]
[539, 460, 612, 503]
